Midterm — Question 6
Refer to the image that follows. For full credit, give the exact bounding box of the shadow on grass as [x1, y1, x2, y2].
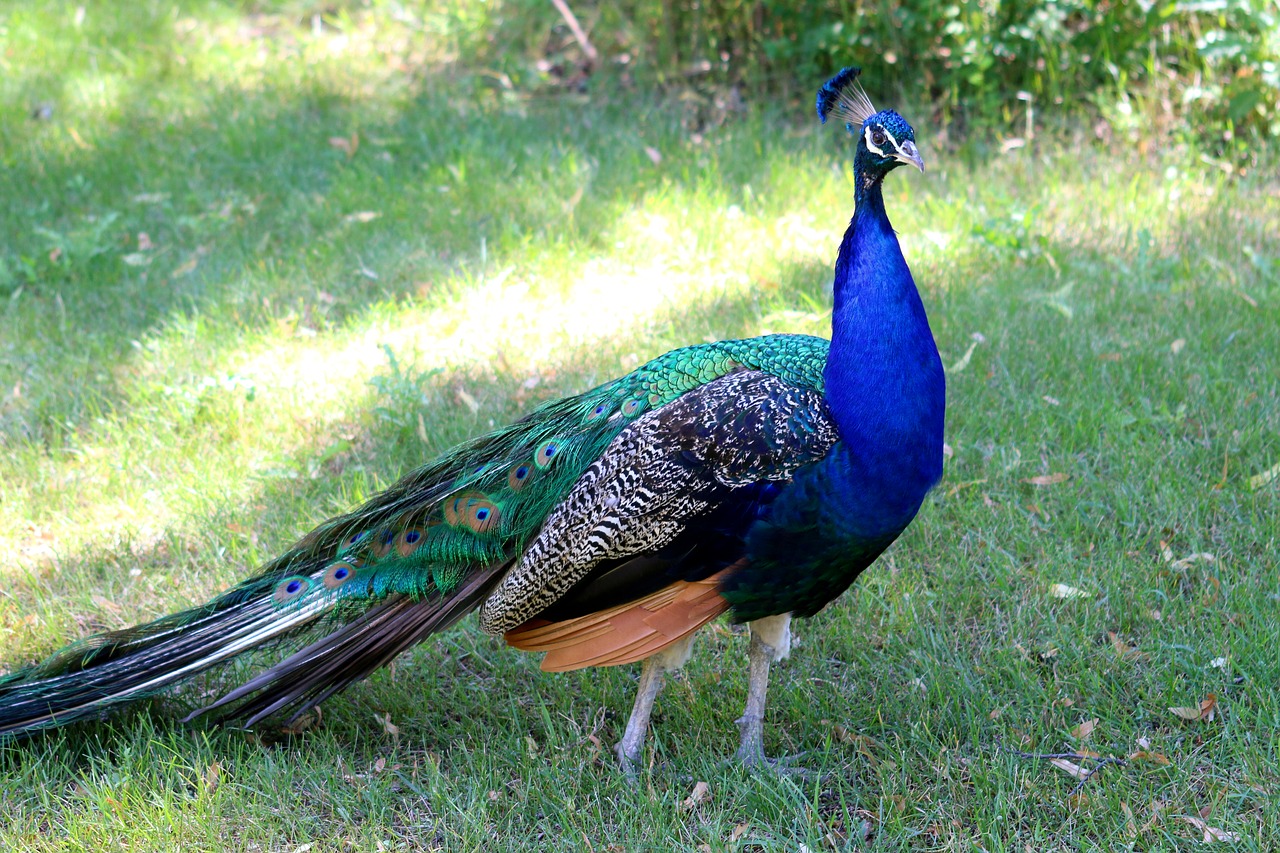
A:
[1, 25, 821, 446]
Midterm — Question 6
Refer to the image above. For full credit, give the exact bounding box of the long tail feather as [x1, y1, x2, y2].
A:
[0, 559, 507, 739]
[192, 559, 511, 727]
[0, 581, 327, 737]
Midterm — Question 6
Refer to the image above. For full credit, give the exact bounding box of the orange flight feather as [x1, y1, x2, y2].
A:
[504, 567, 735, 671]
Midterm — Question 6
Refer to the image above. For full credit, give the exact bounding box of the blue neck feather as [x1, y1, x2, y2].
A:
[823, 167, 945, 530]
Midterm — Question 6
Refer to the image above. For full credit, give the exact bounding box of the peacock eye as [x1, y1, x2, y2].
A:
[871, 128, 887, 147]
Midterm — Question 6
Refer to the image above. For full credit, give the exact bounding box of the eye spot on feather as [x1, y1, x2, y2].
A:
[395, 528, 425, 556]
[369, 529, 396, 558]
[272, 576, 313, 605]
[466, 500, 501, 533]
[585, 402, 609, 422]
[534, 440, 560, 469]
[444, 491, 484, 525]
[443, 493, 502, 533]
[622, 399, 644, 417]
[322, 561, 357, 589]
[341, 531, 366, 552]
[508, 463, 532, 491]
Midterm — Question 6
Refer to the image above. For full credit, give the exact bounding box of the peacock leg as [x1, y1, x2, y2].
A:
[735, 613, 792, 765]
[615, 634, 696, 773]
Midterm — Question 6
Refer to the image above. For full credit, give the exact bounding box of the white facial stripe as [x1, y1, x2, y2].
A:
[863, 126, 885, 157]
[865, 125, 910, 159]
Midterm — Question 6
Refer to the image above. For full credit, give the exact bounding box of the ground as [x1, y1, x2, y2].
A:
[1, 3, 1278, 850]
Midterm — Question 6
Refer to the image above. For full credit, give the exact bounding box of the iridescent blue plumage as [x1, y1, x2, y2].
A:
[726, 70, 943, 620]
[0, 69, 943, 772]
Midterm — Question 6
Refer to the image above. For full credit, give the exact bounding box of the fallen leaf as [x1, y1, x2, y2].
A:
[1179, 815, 1240, 843]
[679, 780, 711, 811]
[1049, 758, 1088, 780]
[1169, 694, 1217, 723]
[1128, 751, 1171, 765]
[728, 823, 749, 843]
[67, 126, 93, 150]
[328, 132, 359, 158]
[1248, 461, 1280, 490]
[373, 712, 400, 739]
[945, 478, 987, 497]
[1170, 552, 1216, 570]
[283, 707, 320, 734]
[1072, 718, 1099, 740]
[344, 211, 381, 223]
[1023, 472, 1069, 486]
[204, 761, 221, 794]
[91, 595, 122, 614]
[1122, 801, 1138, 838]
[1049, 583, 1092, 600]
[947, 338, 983, 373]
[456, 387, 480, 413]
[1108, 631, 1145, 660]
[1170, 338, 1186, 354]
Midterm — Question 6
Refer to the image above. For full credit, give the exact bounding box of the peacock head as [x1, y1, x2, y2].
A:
[816, 67, 924, 181]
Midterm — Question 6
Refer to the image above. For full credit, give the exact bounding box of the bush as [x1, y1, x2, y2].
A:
[461, 0, 1280, 149]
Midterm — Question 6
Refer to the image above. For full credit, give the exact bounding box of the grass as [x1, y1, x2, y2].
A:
[2, 2, 1279, 850]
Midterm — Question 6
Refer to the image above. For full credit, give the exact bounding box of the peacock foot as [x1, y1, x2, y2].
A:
[734, 714, 818, 777]
[615, 739, 643, 778]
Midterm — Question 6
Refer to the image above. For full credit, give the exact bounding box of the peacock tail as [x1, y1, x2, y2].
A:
[0, 335, 832, 736]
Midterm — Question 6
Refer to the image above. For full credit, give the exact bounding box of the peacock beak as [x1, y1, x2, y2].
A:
[894, 140, 925, 172]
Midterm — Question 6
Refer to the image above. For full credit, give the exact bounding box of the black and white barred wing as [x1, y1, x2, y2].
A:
[478, 370, 840, 634]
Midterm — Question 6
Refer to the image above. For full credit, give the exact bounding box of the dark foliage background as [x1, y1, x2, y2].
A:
[450, 0, 1279, 152]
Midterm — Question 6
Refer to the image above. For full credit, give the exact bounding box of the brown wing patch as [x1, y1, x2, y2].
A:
[504, 566, 736, 671]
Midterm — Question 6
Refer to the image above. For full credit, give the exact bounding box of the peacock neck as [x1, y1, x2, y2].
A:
[823, 172, 945, 528]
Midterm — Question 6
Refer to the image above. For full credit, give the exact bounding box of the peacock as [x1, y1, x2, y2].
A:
[0, 68, 943, 771]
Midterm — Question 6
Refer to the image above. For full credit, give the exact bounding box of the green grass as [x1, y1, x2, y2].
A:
[2, 2, 1279, 850]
